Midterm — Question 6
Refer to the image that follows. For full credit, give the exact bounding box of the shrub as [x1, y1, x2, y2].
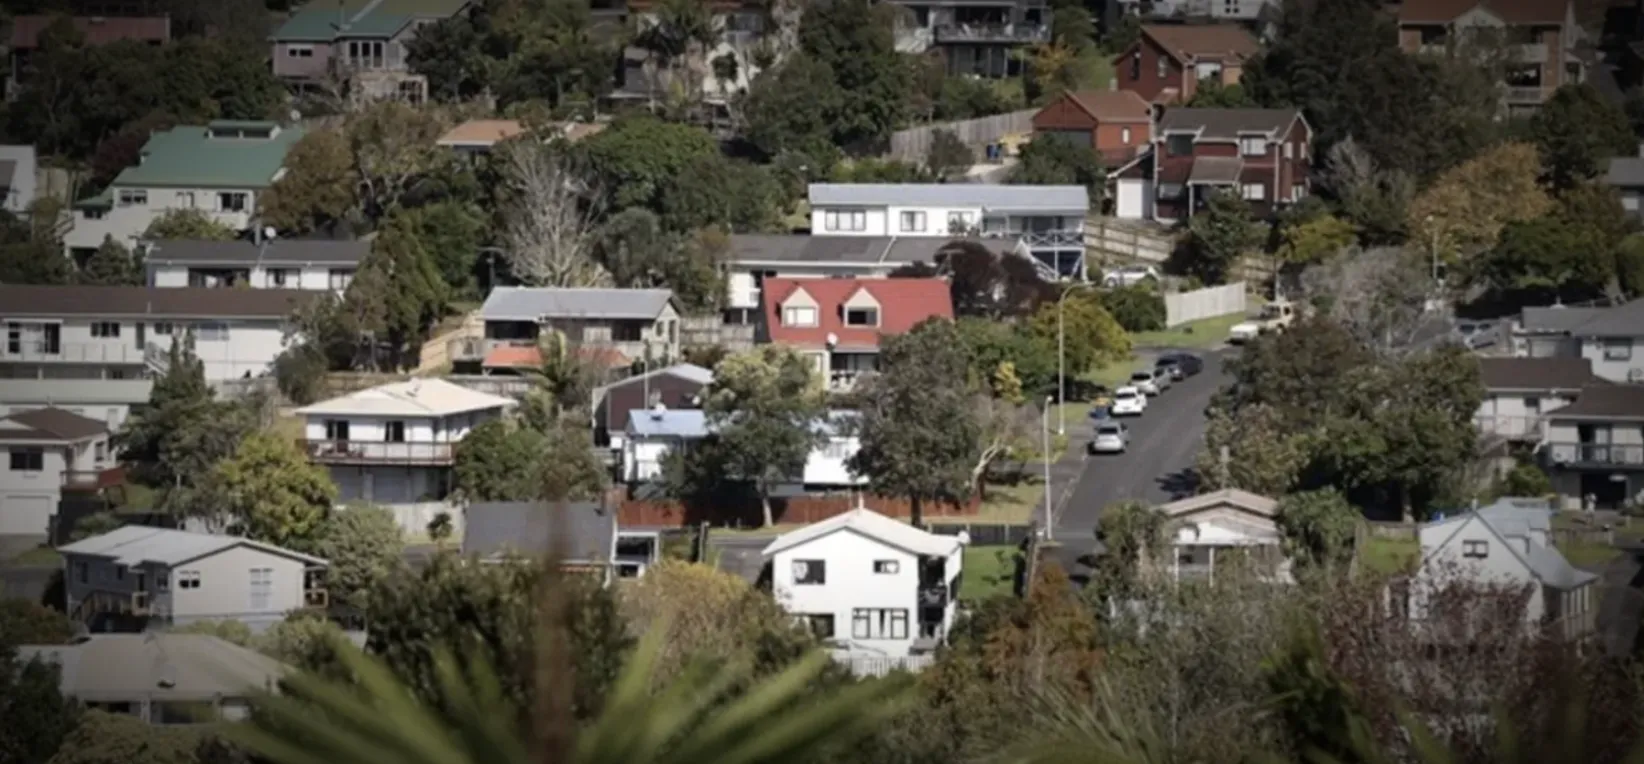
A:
[1099, 284, 1167, 332]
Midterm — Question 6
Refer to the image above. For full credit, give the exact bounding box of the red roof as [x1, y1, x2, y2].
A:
[10, 15, 172, 49]
[761, 278, 954, 351]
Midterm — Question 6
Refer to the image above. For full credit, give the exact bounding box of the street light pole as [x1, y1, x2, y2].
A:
[1042, 396, 1054, 543]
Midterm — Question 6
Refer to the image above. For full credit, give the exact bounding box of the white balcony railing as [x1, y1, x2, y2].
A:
[0, 341, 147, 365]
[980, 230, 1085, 249]
[299, 439, 456, 465]
[933, 23, 1050, 44]
[1473, 414, 1543, 441]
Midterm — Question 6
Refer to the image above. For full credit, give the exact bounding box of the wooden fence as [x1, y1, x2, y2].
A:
[886, 109, 1038, 164]
[1083, 218, 1175, 268]
[618, 494, 981, 528]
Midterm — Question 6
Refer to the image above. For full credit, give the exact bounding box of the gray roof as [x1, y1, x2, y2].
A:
[462, 501, 615, 562]
[1425, 498, 1596, 590]
[1606, 156, 1644, 187]
[58, 525, 328, 567]
[1520, 305, 1607, 333]
[728, 235, 1023, 266]
[145, 238, 369, 267]
[0, 378, 153, 406]
[1477, 357, 1597, 392]
[627, 408, 708, 437]
[1566, 298, 1644, 337]
[1157, 107, 1302, 140]
[18, 633, 287, 703]
[807, 183, 1089, 214]
[480, 287, 675, 321]
[1546, 384, 1644, 420]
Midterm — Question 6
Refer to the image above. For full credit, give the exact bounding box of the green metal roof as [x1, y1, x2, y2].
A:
[105, 124, 307, 190]
[271, 0, 470, 42]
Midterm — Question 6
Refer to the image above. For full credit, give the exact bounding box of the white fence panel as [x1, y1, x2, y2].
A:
[1164, 283, 1247, 327]
[887, 109, 1037, 163]
[831, 652, 936, 677]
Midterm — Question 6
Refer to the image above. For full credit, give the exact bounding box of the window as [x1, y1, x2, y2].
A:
[329, 269, 354, 290]
[1165, 134, 1194, 157]
[783, 305, 818, 327]
[1157, 54, 1169, 79]
[196, 323, 229, 341]
[75, 562, 88, 584]
[1121, 127, 1132, 144]
[177, 570, 201, 589]
[9, 447, 43, 471]
[899, 211, 926, 232]
[1291, 184, 1308, 202]
[117, 189, 148, 206]
[94, 441, 107, 462]
[1525, 397, 1541, 414]
[1239, 137, 1267, 156]
[851, 608, 910, 640]
[115, 566, 125, 581]
[1603, 339, 1633, 361]
[612, 322, 644, 342]
[1283, 143, 1293, 159]
[1462, 540, 1488, 559]
[1129, 51, 1140, 80]
[873, 560, 900, 574]
[286, 45, 314, 57]
[218, 192, 248, 212]
[175, 191, 196, 208]
[250, 567, 273, 610]
[347, 39, 385, 68]
[385, 420, 406, 443]
[1241, 183, 1266, 201]
[1157, 183, 1186, 201]
[823, 210, 867, 232]
[153, 322, 172, 335]
[90, 321, 121, 338]
[845, 308, 879, 327]
[269, 269, 289, 287]
[802, 614, 836, 639]
[325, 419, 351, 441]
[792, 559, 826, 584]
[946, 212, 975, 233]
[84, 209, 105, 220]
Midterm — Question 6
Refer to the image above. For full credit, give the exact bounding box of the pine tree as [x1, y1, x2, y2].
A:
[79, 236, 142, 285]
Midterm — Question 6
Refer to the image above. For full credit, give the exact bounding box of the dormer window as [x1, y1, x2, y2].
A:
[1166, 134, 1194, 157]
[845, 308, 879, 327]
[783, 305, 818, 327]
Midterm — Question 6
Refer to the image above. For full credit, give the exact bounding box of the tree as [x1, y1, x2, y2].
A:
[347, 216, 448, 368]
[259, 128, 359, 236]
[258, 611, 351, 667]
[657, 154, 782, 233]
[497, 141, 607, 287]
[1093, 499, 1168, 595]
[44, 710, 204, 764]
[0, 232, 75, 286]
[595, 208, 679, 288]
[312, 504, 405, 612]
[1619, 232, 1644, 298]
[142, 209, 235, 241]
[1407, 141, 1552, 263]
[1274, 488, 1358, 569]
[739, 53, 844, 167]
[1530, 82, 1635, 190]
[343, 101, 450, 220]
[207, 432, 335, 552]
[926, 128, 974, 179]
[578, 117, 719, 211]
[1215, 316, 1375, 422]
[401, 200, 488, 299]
[1480, 216, 1617, 298]
[1028, 291, 1130, 375]
[0, 645, 79, 764]
[914, 240, 1055, 318]
[798, 0, 910, 148]
[79, 236, 141, 286]
[957, 318, 1058, 397]
[1187, 189, 1261, 284]
[1096, 284, 1166, 332]
[1276, 210, 1357, 271]
[1318, 136, 1414, 245]
[1299, 246, 1435, 357]
[850, 319, 981, 526]
[966, 392, 1036, 499]
[992, 361, 1025, 403]
[705, 345, 827, 527]
[1187, 79, 1256, 107]
[0, 599, 75, 645]
[453, 419, 552, 502]
[1009, 137, 1104, 205]
[1196, 403, 1312, 496]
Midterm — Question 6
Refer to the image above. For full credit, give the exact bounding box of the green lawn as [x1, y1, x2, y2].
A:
[933, 481, 1039, 525]
[1358, 536, 1419, 574]
[1558, 540, 1621, 569]
[960, 545, 1021, 603]
[1131, 312, 1247, 349]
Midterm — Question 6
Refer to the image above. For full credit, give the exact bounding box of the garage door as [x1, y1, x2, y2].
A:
[0, 495, 54, 535]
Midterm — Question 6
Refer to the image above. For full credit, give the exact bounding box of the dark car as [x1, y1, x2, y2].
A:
[1155, 353, 1203, 379]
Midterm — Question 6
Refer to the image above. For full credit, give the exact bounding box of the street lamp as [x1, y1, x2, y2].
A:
[1057, 283, 1097, 436]
[1042, 396, 1055, 543]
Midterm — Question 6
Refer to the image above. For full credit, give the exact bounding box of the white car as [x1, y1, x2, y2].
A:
[1088, 422, 1129, 454]
[1102, 265, 1159, 288]
[1129, 369, 1166, 396]
[1109, 386, 1147, 416]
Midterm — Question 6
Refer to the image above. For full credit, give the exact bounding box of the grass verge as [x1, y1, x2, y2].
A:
[1359, 536, 1419, 575]
[931, 482, 1040, 525]
[1558, 540, 1622, 569]
[960, 545, 1021, 604]
[1, 546, 62, 568]
[1131, 312, 1246, 349]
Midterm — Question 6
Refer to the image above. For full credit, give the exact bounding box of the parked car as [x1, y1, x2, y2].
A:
[1102, 265, 1159, 288]
[1110, 386, 1147, 416]
[1455, 321, 1498, 350]
[1088, 422, 1130, 454]
[1155, 352, 1203, 379]
[1228, 300, 1298, 344]
[1129, 369, 1167, 396]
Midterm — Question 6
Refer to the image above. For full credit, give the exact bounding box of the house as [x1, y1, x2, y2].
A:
[0, 378, 155, 433]
[0, 408, 120, 536]
[1605, 150, 1644, 222]
[435, 119, 608, 159]
[1149, 489, 1292, 584]
[723, 235, 1031, 324]
[0, 285, 317, 382]
[1397, 0, 1583, 116]
[17, 634, 286, 724]
[615, 0, 775, 102]
[460, 287, 682, 373]
[622, 409, 865, 488]
[462, 500, 660, 580]
[65, 121, 307, 259]
[294, 379, 516, 529]
[144, 238, 367, 292]
[1124, 107, 1310, 222]
[1031, 88, 1155, 166]
[1542, 383, 1644, 510]
[269, 0, 471, 104]
[0, 144, 40, 215]
[1473, 357, 1599, 442]
[1113, 24, 1260, 105]
[887, 0, 1051, 77]
[759, 277, 955, 392]
[1513, 298, 1644, 383]
[1409, 498, 1598, 641]
[58, 525, 330, 632]
[591, 363, 714, 449]
[807, 183, 1090, 278]
[761, 508, 965, 667]
[8, 15, 171, 99]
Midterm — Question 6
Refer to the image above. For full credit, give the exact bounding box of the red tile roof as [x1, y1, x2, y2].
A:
[1139, 24, 1260, 64]
[1067, 89, 1154, 123]
[761, 278, 954, 351]
[10, 15, 172, 49]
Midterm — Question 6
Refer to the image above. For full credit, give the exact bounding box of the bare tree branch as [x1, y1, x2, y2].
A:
[498, 143, 610, 288]
[1300, 246, 1437, 358]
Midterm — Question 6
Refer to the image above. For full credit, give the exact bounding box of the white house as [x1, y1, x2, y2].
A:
[1472, 357, 1597, 443]
[17, 633, 288, 724]
[1151, 489, 1293, 584]
[1408, 498, 1598, 641]
[0, 285, 317, 383]
[0, 407, 117, 536]
[806, 183, 1090, 278]
[1541, 384, 1644, 511]
[58, 525, 330, 632]
[295, 379, 517, 531]
[622, 408, 866, 488]
[761, 508, 965, 668]
[1513, 299, 1644, 384]
[145, 237, 367, 292]
[65, 121, 306, 259]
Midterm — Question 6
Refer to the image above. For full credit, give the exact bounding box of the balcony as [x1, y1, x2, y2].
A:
[0, 341, 147, 365]
[1503, 86, 1546, 103]
[918, 583, 949, 607]
[980, 229, 1085, 250]
[1474, 414, 1543, 441]
[934, 23, 1050, 44]
[1547, 443, 1644, 470]
[61, 467, 125, 492]
[299, 439, 456, 466]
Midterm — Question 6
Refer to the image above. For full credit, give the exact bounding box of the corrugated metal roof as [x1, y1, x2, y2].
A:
[18, 633, 286, 702]
[58, 525, 327, 567]
[0, 378, 153, 405]
[807, 183, 1090, 213]
[1477, 357, 1597, 391]
[107, 124, 306, 189]
[145, 238, 369, 266]
[761, 508, 963, 558]
[296, 378, 516, 417]
[461, 501, 614, 562]
[480, 287, 675, 321]
[0, 285, 319, 319]
[626, 408, 708, 438]
[1546, 384, 1644, 419]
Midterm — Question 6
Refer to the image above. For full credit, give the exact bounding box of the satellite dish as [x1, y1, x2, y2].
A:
[289, 108, 302, 122]
[262, 226, 277, 241]
[825, 332, 839, 348]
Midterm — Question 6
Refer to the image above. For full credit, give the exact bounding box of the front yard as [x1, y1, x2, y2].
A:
[1131, 312, 1247, 350]
[959, 545, 1021, 603]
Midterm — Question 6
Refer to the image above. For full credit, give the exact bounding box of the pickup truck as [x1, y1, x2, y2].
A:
[1228, 301, 1298, 344]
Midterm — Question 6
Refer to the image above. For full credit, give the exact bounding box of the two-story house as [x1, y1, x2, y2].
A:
[1543, 384, 1644, 510]
[759, 277, 955, 392]
[1408, 498, 1597, 642]
[8, 15, 171, 100]
[295, 379, 517, 531]
[807, 183, 1090, 278]
[591, 363, 714, 449]
[58, 525, 330, 632]
[0, 285, 317, 383]
[1604, 150, 1644, 222]
[1131, 107, 1311, 222]
[462, 287, 682, 374]
[761, 508, 965, 671]
[622, 408, 865, 488]
[1113, 24, 1259, 105]
[1397, 0, 1582, 117]
[1513, 298, 1644, 383]
[1030, 89, 1157, 218]
[18, 633, 288, 724]
[144, 238, 366, 292]
[66, 121, 307, 259]
[888, 0, 1051, 77]
[0, 407, 120, 536]
[269, 0, 472, 104]
[1473, 357, 1600, 443]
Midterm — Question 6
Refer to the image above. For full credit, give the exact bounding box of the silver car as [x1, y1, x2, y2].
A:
[1129, 369, 1167, 395]
[1088, 422, 1129, 454]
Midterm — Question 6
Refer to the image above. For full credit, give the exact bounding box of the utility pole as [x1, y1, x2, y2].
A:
[1218, 446, 1231, 490]
[1042, 397, 1055, 542]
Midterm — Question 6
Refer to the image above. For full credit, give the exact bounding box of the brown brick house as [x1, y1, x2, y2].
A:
[1128, 107, 1311, 223]
[1030, 89, 1154, 167]
[1396, 0, 1582, 116]
[1113, 24, 1260, 105]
